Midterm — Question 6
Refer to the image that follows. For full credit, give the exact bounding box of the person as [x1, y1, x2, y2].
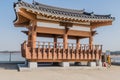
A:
[102, 54, 107, 67]
[107, 55, 111, 67]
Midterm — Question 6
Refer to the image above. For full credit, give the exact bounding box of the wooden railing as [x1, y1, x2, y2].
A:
[21, 41, 102, 62]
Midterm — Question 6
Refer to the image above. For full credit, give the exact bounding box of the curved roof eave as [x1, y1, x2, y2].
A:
[13, 1, 115, 22]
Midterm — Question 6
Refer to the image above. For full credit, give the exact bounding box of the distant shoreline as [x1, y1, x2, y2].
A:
[0, 51, 21, 53]
[111, 55, 120, 57]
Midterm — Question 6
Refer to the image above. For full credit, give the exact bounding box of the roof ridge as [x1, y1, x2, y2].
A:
[33, 1, 84, 13]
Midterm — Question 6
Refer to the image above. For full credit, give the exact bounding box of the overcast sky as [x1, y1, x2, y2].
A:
[0, 0, 120, 52]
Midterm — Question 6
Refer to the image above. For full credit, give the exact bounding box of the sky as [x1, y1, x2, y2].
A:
[0, 0, 120, 52]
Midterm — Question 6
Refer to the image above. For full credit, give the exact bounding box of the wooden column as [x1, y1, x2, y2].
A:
[89, 27, 93, 49]
[63, 34, 68, 49]
[62, 26, 69, 60]
[31, 21, 37, 49]
[60, 22, 71, 49]
[27, 21, 37, 59]
[54, 35, 57, 48]
[89, 36, 93, 49]
[28, 29, 32, 47]
[31, 31, 36, 48]
[76, 38, 80, 59]
[27, 21, 37, 48]
[76, 38, 80, 49]
[53, 35, 58, 64]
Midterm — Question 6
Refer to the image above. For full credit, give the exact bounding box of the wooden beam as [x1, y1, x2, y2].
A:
[23, 27, 90, 38]
[91, 21, 112, 29]
[14, 13, 30, 27]
[67, 30, 90, 37]
[22, 31, 88, 39]
[28, 59, 95, 62]
[37, 19, 90, 28]
[36, 27, 90, 37]
[14, 21, 30, 27]
[18, 9, 36, 20]
[60, 22, 73, 27]
[36, 27, 64, 35]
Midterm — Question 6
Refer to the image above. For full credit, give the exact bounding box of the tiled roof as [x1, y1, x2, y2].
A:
[14, 1, 115, 22]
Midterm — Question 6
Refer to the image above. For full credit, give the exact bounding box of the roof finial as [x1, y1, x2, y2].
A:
[18, 0, 22, 2]
[33, 0, 35, 4]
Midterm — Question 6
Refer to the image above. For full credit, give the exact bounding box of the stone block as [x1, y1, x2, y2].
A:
[96, 60, 102, 67]
[60, 62, 70, 67]
[28, 62, 38, 69]
[88, 62, 96, 67]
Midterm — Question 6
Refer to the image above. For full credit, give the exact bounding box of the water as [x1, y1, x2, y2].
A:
[0, 53, 25, 62]
[111, 57, 120, 63]
[0, 53, 120, 63]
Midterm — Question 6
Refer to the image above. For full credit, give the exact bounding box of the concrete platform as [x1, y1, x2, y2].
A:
[18, 64, 105, 71]
[1, 63, 120, 80]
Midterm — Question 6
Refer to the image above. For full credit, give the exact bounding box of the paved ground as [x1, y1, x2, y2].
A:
[0, 63, 120, 80]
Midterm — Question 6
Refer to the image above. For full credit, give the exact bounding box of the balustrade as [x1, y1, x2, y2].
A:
[21, 41, 102, 62]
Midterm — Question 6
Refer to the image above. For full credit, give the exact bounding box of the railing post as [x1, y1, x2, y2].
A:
[54, 36, 57, 48]
[76, 38, 80, 49]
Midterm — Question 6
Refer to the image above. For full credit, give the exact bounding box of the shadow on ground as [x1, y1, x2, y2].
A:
[0, 63, 18, 70]
[38, 62, 88, 67]
[112, 62, 120, 66]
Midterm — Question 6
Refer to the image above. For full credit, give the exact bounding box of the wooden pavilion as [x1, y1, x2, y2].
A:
[13, 1, 114, 67]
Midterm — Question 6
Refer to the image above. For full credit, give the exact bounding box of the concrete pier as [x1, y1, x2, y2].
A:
[28, 62, 38, 69]
[60, 62, 70, 67]
[88, 62, 96, 67]
[96, 60, 102, 67]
